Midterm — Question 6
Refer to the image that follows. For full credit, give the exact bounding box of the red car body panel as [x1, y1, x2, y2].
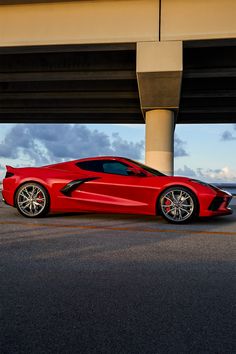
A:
[2, 156, 232, 218]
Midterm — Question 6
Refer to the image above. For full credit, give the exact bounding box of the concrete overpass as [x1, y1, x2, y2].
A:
[0, 0, 235, 174]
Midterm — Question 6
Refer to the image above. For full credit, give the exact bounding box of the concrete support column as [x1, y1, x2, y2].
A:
[137, 41, 182, 176]
[145, 109, 174, 175]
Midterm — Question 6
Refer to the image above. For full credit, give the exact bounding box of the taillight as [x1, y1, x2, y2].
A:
[5, 172, 14, 178]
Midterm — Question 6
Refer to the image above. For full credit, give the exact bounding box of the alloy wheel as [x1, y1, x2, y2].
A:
[16, 184, 47, 217]
[160, 188, 195, 223]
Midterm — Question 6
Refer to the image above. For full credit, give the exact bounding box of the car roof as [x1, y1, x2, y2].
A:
[74, 156, 127, 163]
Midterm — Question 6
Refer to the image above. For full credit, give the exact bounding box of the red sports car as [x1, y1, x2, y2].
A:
[2, 156, 233, 224]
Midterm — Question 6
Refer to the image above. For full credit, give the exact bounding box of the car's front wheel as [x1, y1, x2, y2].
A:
[15, 182, 50, 218]
[158, 187, 198, 224]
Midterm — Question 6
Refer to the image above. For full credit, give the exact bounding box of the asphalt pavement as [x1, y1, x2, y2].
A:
[0, 198, 236, 354]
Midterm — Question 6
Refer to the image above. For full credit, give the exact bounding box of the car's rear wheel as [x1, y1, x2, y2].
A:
[158, 186, 198, 224]
[15, 182, 49, 218]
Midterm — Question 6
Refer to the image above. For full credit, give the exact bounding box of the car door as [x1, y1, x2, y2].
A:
[70, 159, 156, 214]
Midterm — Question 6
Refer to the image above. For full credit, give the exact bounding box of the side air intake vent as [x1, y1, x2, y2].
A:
[5, 172, 14, 178]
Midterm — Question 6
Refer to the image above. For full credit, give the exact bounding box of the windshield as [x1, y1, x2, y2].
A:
[126, 159, 166, 176]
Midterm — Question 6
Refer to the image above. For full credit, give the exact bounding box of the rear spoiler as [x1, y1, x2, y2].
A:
[5, 165, 15, 178]
[6, 165, 15, 172]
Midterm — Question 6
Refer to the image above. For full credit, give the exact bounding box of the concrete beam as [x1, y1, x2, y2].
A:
[137, 41, 183, 111]
[161, 0, 236, 41]
[0, 0, 159, 46]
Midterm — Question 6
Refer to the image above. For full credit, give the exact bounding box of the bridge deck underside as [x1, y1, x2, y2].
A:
[0, 44, 143, 123]
[179, 39, 236, 124]
[0, 40, 235, 124]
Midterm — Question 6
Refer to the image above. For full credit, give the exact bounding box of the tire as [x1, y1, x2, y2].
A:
[15, 182, 50, 218]
[158, 186, 198, 224]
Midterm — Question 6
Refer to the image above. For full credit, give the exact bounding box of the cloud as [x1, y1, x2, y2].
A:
[199, 166, 236, 182]
[221, 124, 236, 141]
[175, 165, 236, 182]
[0, 163, 5, 180]
[0, 124, 144, 166]
[175, 165, 196, 177]
[111, 133, 144, 159]
[174, 135, 188, 157]
[0, 124, 189, 167]
[221, 130, 236, 141]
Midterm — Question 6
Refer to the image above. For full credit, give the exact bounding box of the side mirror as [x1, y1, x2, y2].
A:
[127, 168, 146, 177]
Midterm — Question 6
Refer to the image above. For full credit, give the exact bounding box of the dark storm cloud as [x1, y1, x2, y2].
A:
[0, 125, 188, 166]
[174, 135, 188, 157]
[30, 125, 113, 160]
[0, 125, 29, 159]
[0, 124, 144, 165]
[111, 133, 144, 159]
[0, 125, 50, 165]
[221, 124, 236, 141]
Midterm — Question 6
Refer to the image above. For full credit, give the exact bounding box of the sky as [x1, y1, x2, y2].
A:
[0, 123, 236, 182]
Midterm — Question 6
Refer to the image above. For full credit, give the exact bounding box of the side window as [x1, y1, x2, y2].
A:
[102, 162, 129, 176]
[76, 160, 130, 176]
[76, 160, 104, 172]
